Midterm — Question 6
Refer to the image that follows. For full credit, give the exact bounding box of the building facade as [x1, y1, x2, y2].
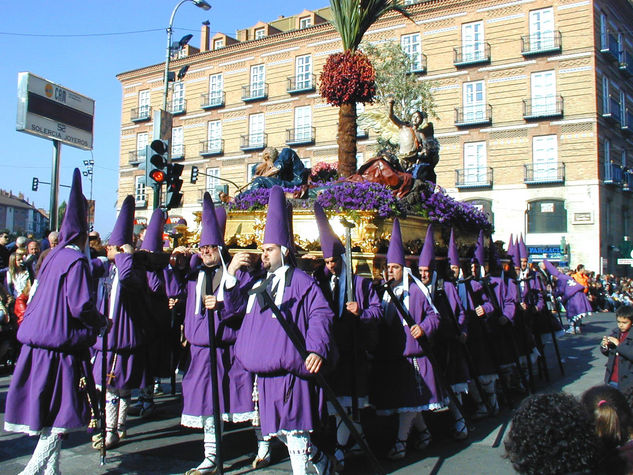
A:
[116, 0, 633, 273]
[0, 190, 49, 236]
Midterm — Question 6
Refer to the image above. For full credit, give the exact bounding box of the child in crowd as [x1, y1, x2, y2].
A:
[602, 305, 633, 391]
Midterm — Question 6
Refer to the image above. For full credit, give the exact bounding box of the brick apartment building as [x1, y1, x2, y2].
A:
[116, 0, 633, 273]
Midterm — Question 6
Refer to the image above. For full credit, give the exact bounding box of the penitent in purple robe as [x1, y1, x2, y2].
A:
[181, 259, 255, 428]
[371, 281, 444, 414]
[233, 267, 334, 439]
[4, 246, 105, 435]
[146, 269, 172, 379]
[552, 274, 593, 318]
[91, 253, 150, 390]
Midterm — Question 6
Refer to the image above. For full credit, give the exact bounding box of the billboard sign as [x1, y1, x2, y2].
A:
[16, 72, 94, 150]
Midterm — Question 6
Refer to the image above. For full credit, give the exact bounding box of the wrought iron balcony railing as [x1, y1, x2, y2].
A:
[169, 99, 187, 115]
[523, 95, 564, 119]
[524, 163, 565, 185]
[200, 92, 225, 109]
[240, 133, 267, 151]
[521, 30, 562, 56]
[287, 75, 315, 94]
[455, 167, 493, 188]
[454, 42, 491, 66]
[242, 83, 269, 102]
[130, 105, 152, 122]
[200, 139, 224, 156]
[128, 149, 146, 165]
[286, 127, 315, 145]
[604, 161, 624, 185]
[455, 105, 492, 126]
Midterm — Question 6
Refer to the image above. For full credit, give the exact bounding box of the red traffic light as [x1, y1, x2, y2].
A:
[149, 169, 167, 183]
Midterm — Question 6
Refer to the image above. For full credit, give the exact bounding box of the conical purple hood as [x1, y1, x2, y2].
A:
[448, 228, 459, 267]
[472, 230, 485, 265]
[418, 224, 435, 267]
[263, 186, 291, 248]
[518, 235, 528, 261]
[543, 259, 561, 276]
[506, 235, 517, 267]
[58, 168, 88, 248]
[200, 192, 224, 247]
[140, 208, 166, 252]
[215, 207, 226, 241]
[109, 195, 135, 246]
[386, 218, 405, 266]
[315, 202, 344, 259]
[488, 238, 501, 273]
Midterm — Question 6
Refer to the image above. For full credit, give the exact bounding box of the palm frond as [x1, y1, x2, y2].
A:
[330, 0, 413, 51]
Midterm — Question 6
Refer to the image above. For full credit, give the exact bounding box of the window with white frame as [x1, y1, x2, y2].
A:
[207, 120, 222, 153]
[295, 55, 312, 90]
[401, 33, 422, 71]
[137, 132, 148, 161]
[463, 142, 487, 184]
[135, 176, 146, 204]
[529, 7, 555, 51]
[214, 38, 224, 50]
[250, 64, 265, 97]
[205, 167, 222, 202]
[462, 21, 484, 62]
[172, 127, 184, 158]
[603, 76, 610, 114]
[294, 106, 312, 142]
[600, 12, 608, 50]
[254, 28, 266, 40]
[299, 16, 312, 29]
[138, 90, 150, 117]
[208, 73, 223, 106]
[463, 80, 486, 122]
[531, 70, 556, 115]
[249, 113, 265, 147]
[172, 82, 185, 112]
[532, 135, 558, 180]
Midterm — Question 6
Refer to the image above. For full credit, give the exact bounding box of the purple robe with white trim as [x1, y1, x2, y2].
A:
[233, 267, 333, 438]
[553, 274, 593, 318]
[5, 246, 104, 435]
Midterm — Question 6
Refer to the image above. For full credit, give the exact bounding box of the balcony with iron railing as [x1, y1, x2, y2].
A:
[130, 105, 152, 122]
[287, 75, 315, 94]
[521, 30, 562, 56]
[242, 83, 268, 102]
[169, 99, 187, 115]
[622, 108, 633, 134]
[455, 167, 493, 188]
[171, 144, 185, 161]
[623, 171, 633, 192]
[128, 149, 146, 165]
[620, 50, 633, 77]
[200, 92, 225, 109]
[603, 95, 621, 123]
[523, 95, 564, 120]
[454, 42, 491, 66]
[200, 139, 224, 156]
[455, 105, 492, 127]
[240, 133, 267, 151]
[604, 161, 624, 185]
[198, 186, 228, 203]
[286, 127, 315, 146]
[524, 163, 565, 185]
[601, 32, 620, 62]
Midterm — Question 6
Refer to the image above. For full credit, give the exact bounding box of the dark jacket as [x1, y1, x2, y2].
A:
[602, 328, 633, 392]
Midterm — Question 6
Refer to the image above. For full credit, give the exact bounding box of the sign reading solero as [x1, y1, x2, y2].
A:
[16, 72, 94, 150]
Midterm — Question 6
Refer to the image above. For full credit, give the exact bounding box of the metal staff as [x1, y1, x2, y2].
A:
[478, 276, 530, 393]
[205, 270, 224, 475]
[248, 279, 385, 475]
[376, 279, 469, 426]
[460, 277, 514, 408]
[170, 306, 177, 396]
[434, 280, 493, 416]
[340, 217, 359, 422]
[100, 322, 108, 465]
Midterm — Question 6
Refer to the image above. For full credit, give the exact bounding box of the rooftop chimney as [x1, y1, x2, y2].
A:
[201, 22, 210, 52]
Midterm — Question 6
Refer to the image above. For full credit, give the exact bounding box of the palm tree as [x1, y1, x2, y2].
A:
[321, 0, 412, 177]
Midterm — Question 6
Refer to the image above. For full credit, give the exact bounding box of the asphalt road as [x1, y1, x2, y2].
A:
[0, 310, 614, 474]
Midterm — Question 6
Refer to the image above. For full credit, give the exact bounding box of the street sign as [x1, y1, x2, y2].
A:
[617, 258, 633, 266]
[16, 72, 94, 150]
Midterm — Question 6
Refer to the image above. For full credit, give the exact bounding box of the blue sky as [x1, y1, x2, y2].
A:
[1, 0, 328, 235]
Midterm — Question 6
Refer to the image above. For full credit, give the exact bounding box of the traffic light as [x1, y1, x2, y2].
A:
[146, 139, 169, 186]
[190, 165, 199, 184]
[165, 163, 184, 209]
[32, 177, 39, 192]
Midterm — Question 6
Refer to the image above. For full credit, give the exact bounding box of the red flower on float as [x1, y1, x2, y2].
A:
[319, 50, 376, 106]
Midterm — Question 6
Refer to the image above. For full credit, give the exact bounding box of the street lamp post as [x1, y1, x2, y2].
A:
[162, 0, 211, 111]
[83, 159, 94, 230]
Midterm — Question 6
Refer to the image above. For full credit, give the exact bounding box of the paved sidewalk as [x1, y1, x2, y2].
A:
[0, 311, 613, 474]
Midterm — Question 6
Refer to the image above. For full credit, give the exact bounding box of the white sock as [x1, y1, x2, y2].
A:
[254, 426, 270, 460]
[118, 391, 130, 434]
[19, 430, 62, 475]
[413, 412, 427, 433]
[285, 433, 310, 475]
[106, 390, 120, 434]
[397, 412, 416, 441]
[201, 416, 223, 466]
